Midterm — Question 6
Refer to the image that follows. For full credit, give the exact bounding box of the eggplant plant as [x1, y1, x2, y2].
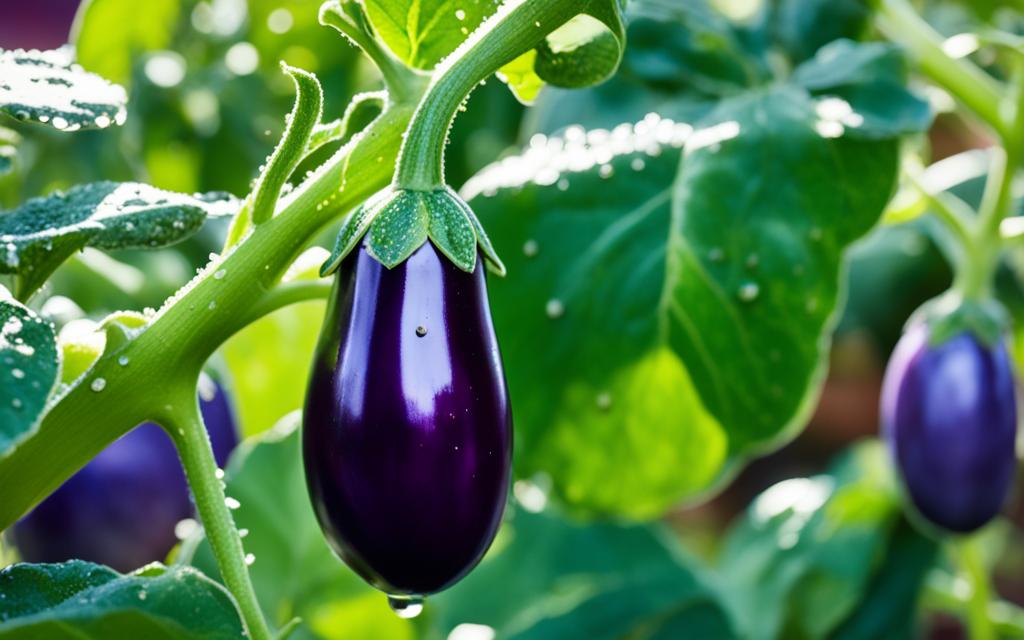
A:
[2, 0, 1024, 638]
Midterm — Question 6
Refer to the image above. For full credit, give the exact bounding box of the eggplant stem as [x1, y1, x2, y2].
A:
[244, 280, 333, 327]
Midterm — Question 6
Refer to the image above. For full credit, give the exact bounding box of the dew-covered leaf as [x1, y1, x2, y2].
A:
[426, 188, 478, 272]
[0, 288, 60, 455]
[464, 84, 906, 517]
[0, 561, 244, 639]
[0, 48, 127, 132]
[363, 0, 498, 70]
[0, 182, 236, 300]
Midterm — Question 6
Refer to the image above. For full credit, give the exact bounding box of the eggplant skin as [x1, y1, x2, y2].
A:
[303, 242, 512, 597]
[12, 382, 238, 572]
[882, 324, 1018, 533]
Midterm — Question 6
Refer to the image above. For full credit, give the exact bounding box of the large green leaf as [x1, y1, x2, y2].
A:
[465, 80, 904, 516]
[190, 413, 414, 639]
[73, 0, 181, 85]
[0, 182, 236, 300]
[435, 505, 734, 639]
[765, 0, 871, 64]
[363, 0, 497, 70]
[0, 48, 127, 131]
[0, 289, 60, 455]
[717, 442, 936, 640]
[0, 561, 243, 639]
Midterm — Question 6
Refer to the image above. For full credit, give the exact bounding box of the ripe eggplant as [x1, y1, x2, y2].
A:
[12, 377, 238, 571]
[881, 323, 1018, 533]
[303, 241, 512, 602]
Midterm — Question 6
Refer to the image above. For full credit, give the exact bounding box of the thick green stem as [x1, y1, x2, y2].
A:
[875, 0, 1008, 138]
[957, 537, 996, 640]
[243, 280, 332, 326]
[395, 0, 585, 190]
[163, 391, 272, 640]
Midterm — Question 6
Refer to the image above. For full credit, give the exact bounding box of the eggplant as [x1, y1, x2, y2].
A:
[12, 377, 238, 571]
[303, 241, 512, 605]
[881, 323, 1018, 533]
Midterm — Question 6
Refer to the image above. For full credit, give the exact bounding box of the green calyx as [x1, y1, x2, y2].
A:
[909, 292, 1010, 348]
[320, 186, 505, 276]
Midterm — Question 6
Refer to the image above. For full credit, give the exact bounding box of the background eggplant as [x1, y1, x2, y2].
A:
[11, 377, 238, 571]
[303, 241, 512, 605]
[881, 323, 1018, 533]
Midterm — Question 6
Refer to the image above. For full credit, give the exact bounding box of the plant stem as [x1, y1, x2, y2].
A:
[957, 536, 997, 640]
[395, 0, 584, 191]
[163, 389, 272, 640]
[243, 280, 332, 326]
[875, 0, 1008, 139]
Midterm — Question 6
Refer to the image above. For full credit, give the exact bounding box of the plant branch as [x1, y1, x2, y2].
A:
[395, 0, 586, 190]
[242, 280, 332, 326]
[956, 537, 997, 640]
[874, 0, 1008, 139]
[162, 389, 272, 640]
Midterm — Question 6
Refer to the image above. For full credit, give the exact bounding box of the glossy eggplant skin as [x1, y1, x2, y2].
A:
[303, 242, 512, 597]
[882, 324, 1018, 533]
[12, 382, 238, 572]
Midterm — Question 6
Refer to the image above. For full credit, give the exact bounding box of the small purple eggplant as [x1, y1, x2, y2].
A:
[303, 240, 512, 604]
[881, 323, 1018, 533]
[11, 377, 238, 571]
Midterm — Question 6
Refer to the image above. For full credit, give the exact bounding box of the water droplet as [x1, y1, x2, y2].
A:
[244, 553, 255, 566]
[455, 9, 466, 20]
[737, 282, 760, 302]
[224, 497, 240, 509]
[596, 393, 612, 411]
[208, 301, 217, 310]
[523, 239, 539, 257]
[416, 325, 428, 337]
[545, 299, 564, 319]
[90, 378, 107, 392]
[94, 114, 111, 128]
[138, 590, 147, 600]
[631, 157, 646, 171]
[214, 269, 227, 280]
[239, 528, 249, 538]
[599, 164, 614, 179]
[388, 595, 424, 619]
[557, 178, 569, 191]
[11, 368, 24, 379]
[215, 468, 225, 479]
[11, 398, 22, 410]
[118, 356, 130, 366]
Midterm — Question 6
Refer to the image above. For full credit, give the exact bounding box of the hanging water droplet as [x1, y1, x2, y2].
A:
[737, 282, 760, 302]
[416, 325, 428, 337]
[90, 378, 107, 392]
[388, 595, 424, 619]
[545, 299, 564, 319]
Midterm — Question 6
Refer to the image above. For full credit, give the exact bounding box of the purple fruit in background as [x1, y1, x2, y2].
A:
[303, 242, 512, 603]
[11, 377, 238, 572]
[882, 323, 1018, 533]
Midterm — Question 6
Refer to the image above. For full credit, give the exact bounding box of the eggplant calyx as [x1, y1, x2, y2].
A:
[320, 186, 506, 276]
[908, 291, 1009, 348]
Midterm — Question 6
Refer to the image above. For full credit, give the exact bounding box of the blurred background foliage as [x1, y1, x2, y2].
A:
[3, 0, 1024, 638]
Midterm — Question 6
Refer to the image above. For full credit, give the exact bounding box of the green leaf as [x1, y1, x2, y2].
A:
[767, 0, 871, 64]
[0, 127, 18, 177]
[0, 48, 127, 131]
[363, 0, 498, 70]
[73, 0, 180, 85]
[0, 289, 60, 454]
[251, 65, 324, 225]
[191, 414, 416, 638]
[717, 442, 935, 640]
[534, 1, 626, 90]
[464, 84, 904, 517]
[0, 561, 244, 639]
[0, 182, 236, 300]
[792, 41, 932, 139]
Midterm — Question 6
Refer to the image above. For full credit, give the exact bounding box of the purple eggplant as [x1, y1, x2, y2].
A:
[303, 241, 512, 602]
[11, 377, 238, 572]
[881, 323, 1018, 533]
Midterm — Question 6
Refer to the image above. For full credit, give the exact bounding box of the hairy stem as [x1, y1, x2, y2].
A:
[395, 0, 585, 190]
[164, 390, 272, 640]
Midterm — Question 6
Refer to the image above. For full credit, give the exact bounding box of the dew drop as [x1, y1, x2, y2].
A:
[90, 378, 107, 392]
[455, 8, 466, 20]
[239, 528, 249, 538]
[94, 114, 111, 128]
[631, 157, 646, 171]
[118, 356, 130, 367]
[244, 553, 255, 566]
[596, 392, 612, 411]
[138, 590, 147, 601]
[416, 325, 428, 337]
[545, 299, 564, 319]
[523, 239, 539, 257]
[214, 269, 227, 280]
[11, 368, 24, 379]
[208, 301, 217, 310]
[737, 282, 760, 302]
[599, 164, 614, 179]
[388, 595, 424, 619]
[11, 398, 22, 410]
[215, 468, 225, 479]
[224, 497, 240, 509]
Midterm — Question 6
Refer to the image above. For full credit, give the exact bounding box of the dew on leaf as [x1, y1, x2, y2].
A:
[545, 299, 564, 319]
[737, 282, 760, 302]
[523, 239, 539, 257]
[90, 377, 106, 392]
